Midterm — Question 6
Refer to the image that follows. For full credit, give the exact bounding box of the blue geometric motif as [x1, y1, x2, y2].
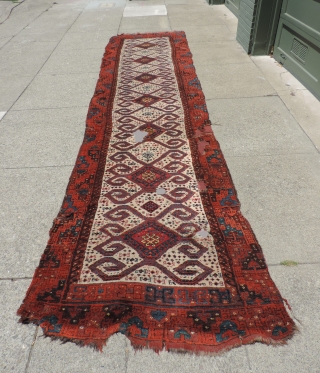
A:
[194, 104, 208, 112]
[61, 195, 78, 214]
[84, 134, 96, 143]
[218, 218, 243, 237]
[119, 316, 149, 338]
[272, 325, 288, 336]
[174, 329, 191, 339]
[151, 310, 166, 321]
[220, 189, 239, 207]
[39, 315, 62, 333]
[215, 320, 245, 343]
[188, 77, 201, 90]
[206, 150, 222, 164]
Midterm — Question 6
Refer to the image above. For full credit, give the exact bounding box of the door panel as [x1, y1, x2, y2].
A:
[225, 0, 240, 16]
[274, 0, 320, 99]
[285, 0, 320, 34]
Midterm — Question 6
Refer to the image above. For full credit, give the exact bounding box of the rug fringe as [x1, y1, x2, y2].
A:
[18, 311, 298, 355]
[126, 327, 299, 357]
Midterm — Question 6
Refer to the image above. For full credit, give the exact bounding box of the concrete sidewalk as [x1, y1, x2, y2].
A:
[0, 0, 320, 372]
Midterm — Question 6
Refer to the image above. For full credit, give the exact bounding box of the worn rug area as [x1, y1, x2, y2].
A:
[18, 32, 295, 354]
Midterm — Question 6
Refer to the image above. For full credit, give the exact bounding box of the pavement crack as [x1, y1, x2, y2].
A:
[0, 1, 56, 51]
[124, 338, 130, 373]
[244, 346, 253, 371]
[2, 165, 74, 170]
[24, 326, 39, 373]
[117, 4, 124, 35]
[0, 0, 27, 26]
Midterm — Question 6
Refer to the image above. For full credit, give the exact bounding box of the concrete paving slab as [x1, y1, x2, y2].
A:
[12, 28, 68, 43]
[0, 3, 52, 39]
[12, 73, 98, 110]
[196, 63, 276, 99]
[0, 36, 11, 49]
[207, 96, 317, 156]
[54, 0, 91, 11]
[188, 40, 251, 66]
[126, 343, 250, 373]
[251, 56, 306, 93]
[86, 0, 126, 9]
[118, 24, 172, 34]
[0, 280, 35, 372]
[166, 3, 217, 15]
[0, 111, 6, 121]
[246, 264, 320, 373]
[0, 0, 16, 24]
[0, 107, 87, 168]
[69, 10, 123, 32]
[216, 5, 237, 18]
[225, 153, 320, 264]
[0, 14, 39, 39]
[219, 11, 238, 33]
[0, 40, 58, 77]
[12, 3, 86, 42]
[278, 89, 320, 152]
[165, 0, 206, 4]
[39, 48, 103, 75]
[182, 25, 235, 43]
[27, 332, 127, 373]
[127, 0, 165, 6]
[56, 29, 118, 50]
[169, 13, 226, 28]
[26, 6, 82, 29]
[0, 74, 32, 111]
[119, 15, 171, 31]
[123, 5, 167, 17]
[249, 57, 320, 152]
[0, 167, 73, 278]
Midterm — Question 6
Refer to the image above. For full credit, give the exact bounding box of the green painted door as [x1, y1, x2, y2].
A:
[273, 0, 320, 99]
[225, 0, 240, 16]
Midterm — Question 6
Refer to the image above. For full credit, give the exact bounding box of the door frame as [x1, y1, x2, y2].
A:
[250, 0, 283, 55]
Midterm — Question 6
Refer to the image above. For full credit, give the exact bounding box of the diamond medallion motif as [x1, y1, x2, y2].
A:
[135, 73, 157, 83]
[141, 201, 160, 213]
[135, 41, 156, 49]
[130, 165, 167, 189]
[134, 56, 156, 64]
[134, 94, 161, 107]
[123, 221, 179, 259]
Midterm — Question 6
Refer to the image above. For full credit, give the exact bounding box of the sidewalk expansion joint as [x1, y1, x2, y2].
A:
[205, 94, 278, 101]
[0, 277, 33, 281]
[268, 262, 320, 267]
[2, 165, 74, 170]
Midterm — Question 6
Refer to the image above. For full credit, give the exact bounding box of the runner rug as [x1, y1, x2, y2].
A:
[18, 32, 295, 354]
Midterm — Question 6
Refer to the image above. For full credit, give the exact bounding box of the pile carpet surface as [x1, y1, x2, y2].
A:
[18, 31, 295, 354]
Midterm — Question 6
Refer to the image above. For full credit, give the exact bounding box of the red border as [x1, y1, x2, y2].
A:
[17, 32, 296, 354]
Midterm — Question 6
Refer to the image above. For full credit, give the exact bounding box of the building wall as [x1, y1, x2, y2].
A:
[236, 0, 258, 54]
